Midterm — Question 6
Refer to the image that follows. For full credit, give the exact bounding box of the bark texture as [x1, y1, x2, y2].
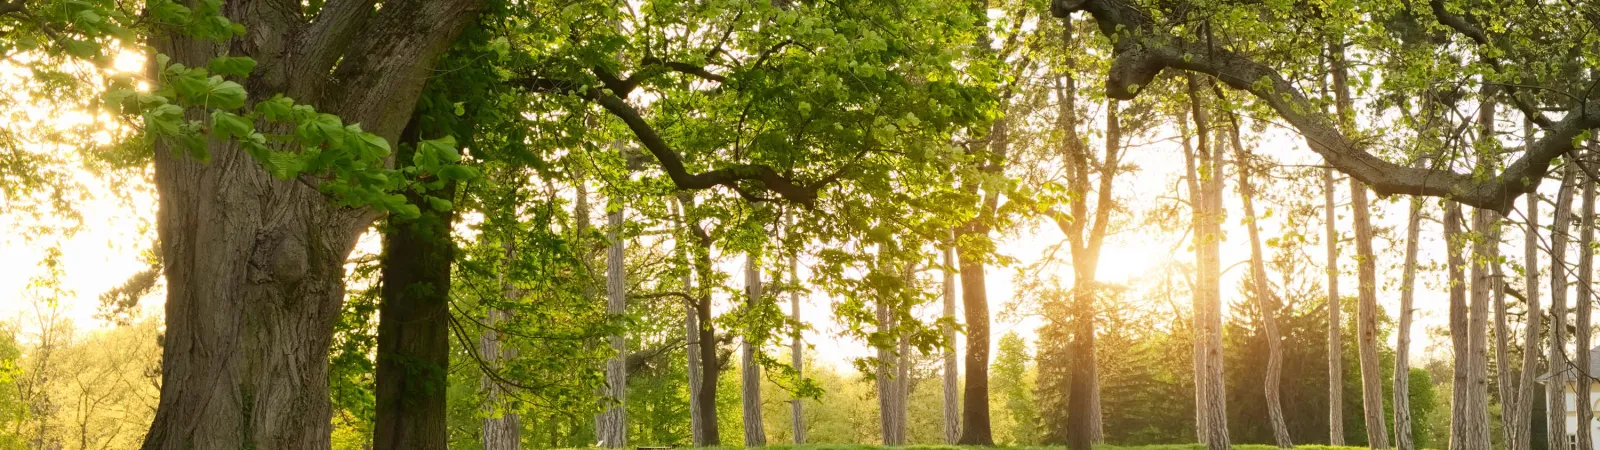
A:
[1548, 163, 1576, 450]
[595, 201, 628, 448]
[1350, 180, 1391, 450]
[673, 201, 707, 448]
[1577, 168, 1595, 450]
[143, 2, 481, 449]
[942, 242, 961, 444]
[955, 114, 1007, 446]
[741, 254, 768, 447]
[1393, 160, 1424, 450]
[1499, 118, 1540, 450]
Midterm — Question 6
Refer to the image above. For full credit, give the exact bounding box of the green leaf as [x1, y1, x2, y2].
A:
[437, 164, 478, 181]
[425, 196, 452, 212]
[211, 110, 252, 138]
[205, 78, 247, 110]
[208, 56, 257, 77]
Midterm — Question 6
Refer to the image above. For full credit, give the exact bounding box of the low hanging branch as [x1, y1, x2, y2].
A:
[1050, 0, 1600, 213]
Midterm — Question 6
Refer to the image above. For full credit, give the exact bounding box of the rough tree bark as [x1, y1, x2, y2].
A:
[742, 253, 768, 447]
[1577, 159, 1595, 450]
[942, 240, 961, 444]
[1224, 106, 1292, 448]
[1393, 158, 1424, 450]
[1445, 201, 1473, 450]
[1183, 75, 1230, 450]
[1460, 207, 1498, 450]
[1549, 162, 1577, 450]
[595, 194, 628, 448]
[1177, 111, 1209, 447]
[143, 2, 482, 449]
[1351, 180, 1390, 450]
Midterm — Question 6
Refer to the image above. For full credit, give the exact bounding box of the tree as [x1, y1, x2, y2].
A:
[137, 1, 483, 448]
[741, 252, 769, 447]
[595, 169, 630, 448]
[1394, 158, 1425, 450]
[1220, 97, 1292, 448]
[942, 242, 961, 444]
[993, 333, 1039, 445]
[1547, 161, 1577, 450]
[1182, 73, 1230, 450]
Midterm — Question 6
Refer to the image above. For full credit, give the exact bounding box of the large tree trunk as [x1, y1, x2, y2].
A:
[1177, 110, 1209, 447]
[142, 3, 481, 449]
[1454, 207, 1498, 450]
[595, 197, 628, 448]
[1549, 162, 1577, 450]
[481, 242, 521, 450]
[942, 241, 961, 444]
[1351, 180, 1391, 450]
[1394, 160, 1424, 450]
[1577, 165, 1595, 450]
[375, 172, 457, 450]
[789, 248, 805, 445]
[1229, 113, 1292, 448]
[741, 254, 768, 447]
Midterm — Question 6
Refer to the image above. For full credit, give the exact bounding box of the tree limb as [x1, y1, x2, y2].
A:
[1053, 0, 1600, 213]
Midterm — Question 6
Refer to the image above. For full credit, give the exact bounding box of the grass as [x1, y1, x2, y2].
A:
[713, 444, 1378, 450]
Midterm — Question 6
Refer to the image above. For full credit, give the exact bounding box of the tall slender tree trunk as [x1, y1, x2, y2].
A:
[1446, 200, 1473, 450]
[1227, 111, 1293, 448]
[482, 242, 521, 450]
[1351, 180, 1391, 450]
[595, 197, 628, 448]
[141, 3, 481, 449]
[679, 196, 722, 446]
[1178, 111, 1210, 447]
[790, 246, 805, 444]
[1184, 75, 1230, 450]
[1063, 97, 1121, 450]
[942, 241, 961, 444]
[742, 253, 768, 447]
[1324, 165, 1346, 447]
[682, 236, 706, 447]
[1549, 162, 1577, 450]
[1394, 159, 1425, 450]
[1461, 208, 1498, 450]
[1507, 119, 1541, 450]
[1577, 163, 1595, 450]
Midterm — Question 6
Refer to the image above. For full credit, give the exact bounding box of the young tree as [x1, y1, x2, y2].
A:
[1394, 158, 1425, 450]
[741, 253, 768, 447]
[1221, 101, 1292, 448]
[942, 242, 961, 444]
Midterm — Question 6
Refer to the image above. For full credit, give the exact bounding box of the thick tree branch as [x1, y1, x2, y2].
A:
[1053, 0, 1600, 213]
[293, 0, 376, 85]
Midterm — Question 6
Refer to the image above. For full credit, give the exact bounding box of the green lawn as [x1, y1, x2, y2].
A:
[726, 441, 1376, 445]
